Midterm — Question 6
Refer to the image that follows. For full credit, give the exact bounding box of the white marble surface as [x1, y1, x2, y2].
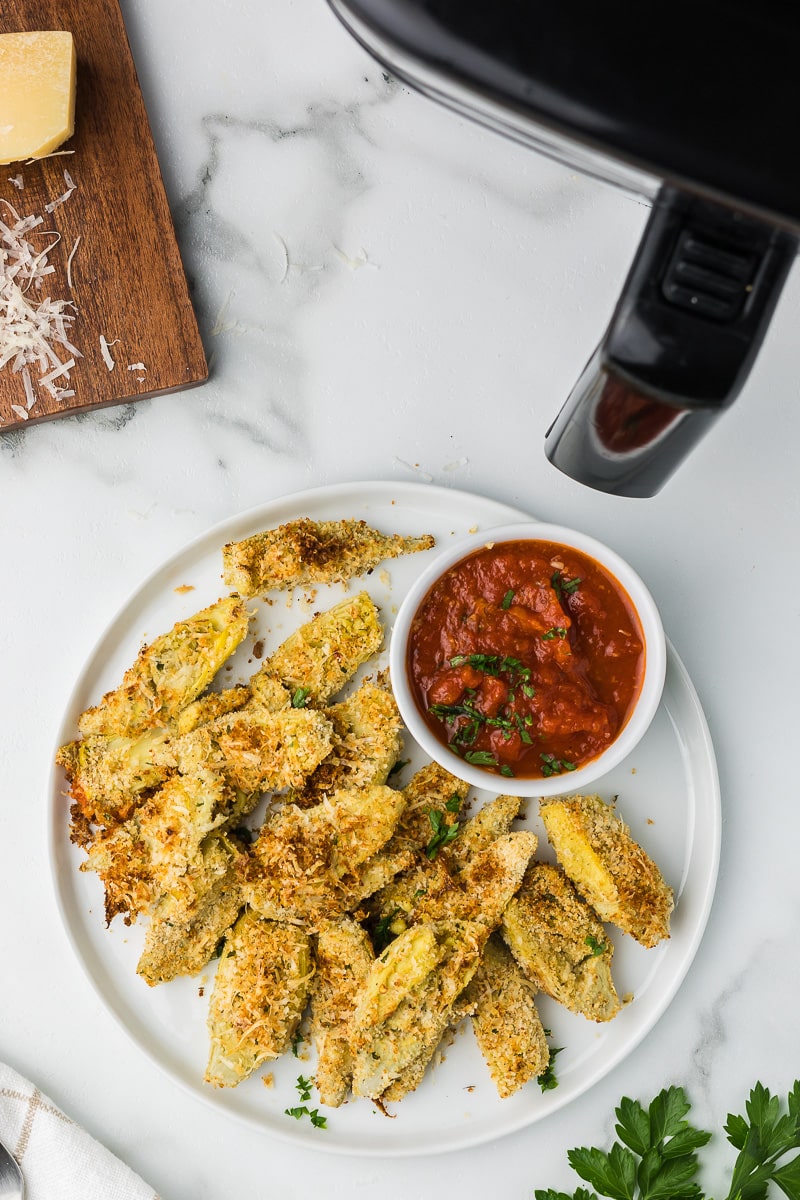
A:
[3, 0, 800, 1196]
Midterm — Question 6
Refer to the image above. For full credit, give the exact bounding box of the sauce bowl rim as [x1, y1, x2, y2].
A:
[389, 520, 667, 798]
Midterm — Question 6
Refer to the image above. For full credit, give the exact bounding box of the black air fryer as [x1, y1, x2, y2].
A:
[327, 0, 799, 496]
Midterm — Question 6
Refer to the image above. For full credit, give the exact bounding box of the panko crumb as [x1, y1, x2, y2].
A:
[262, 1073, 275, 1089]
[379, 569, 391, 587]
[174, 584, 195, 595]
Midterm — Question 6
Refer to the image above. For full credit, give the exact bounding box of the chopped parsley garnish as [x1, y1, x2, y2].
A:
[284, 1105, 327, 1128]
[541, 753, 577, 777]
[542, 626, 568, 641]
[585, 935, 608, 957]
[291, 686, 311, 708]
[538, 1045, 563, 1092]
[449, 653, 531, 682]
[500, 589, 515, 610]
[290, 1031, 304, 1057]
[551, 571, 582, 599]
[499, 764, 515, 777]
[296, 1074, 313, 1101]
[425, 808, 460, 859]
[464, 749, 499, 767]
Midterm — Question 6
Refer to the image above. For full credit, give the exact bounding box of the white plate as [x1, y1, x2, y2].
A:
[48, 480, 721, 1157]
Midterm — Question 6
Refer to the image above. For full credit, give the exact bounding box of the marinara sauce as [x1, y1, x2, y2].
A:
[406, 539, 645, 780]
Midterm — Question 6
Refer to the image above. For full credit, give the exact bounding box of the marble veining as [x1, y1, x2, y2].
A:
[2, 1, 800, 1198]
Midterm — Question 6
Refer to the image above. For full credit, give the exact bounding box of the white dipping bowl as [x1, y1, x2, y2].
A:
[389, 522, 666, 798]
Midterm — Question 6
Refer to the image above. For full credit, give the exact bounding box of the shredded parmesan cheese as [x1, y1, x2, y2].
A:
[127, 361, 146, 371]
[66, 234, 81, 287]
[99, 334, 118, 371]
[0, 191, 81, 414]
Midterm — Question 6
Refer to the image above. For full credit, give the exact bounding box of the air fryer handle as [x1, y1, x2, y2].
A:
[544, 187, 798, 496]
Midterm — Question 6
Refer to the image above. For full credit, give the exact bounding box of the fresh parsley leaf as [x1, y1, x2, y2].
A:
[290, 1030, 303, 1057]
[425, 808, 460, 859]
[568, 1144, 637, 1200]
[291, 686, 311, 708]
[541, 753, 578, 777]
[445, 793, 462, 813]
[309, 1109, 327, 1129]
[585, 935, 608, 957]
[464, 749, 498, 767]
[538, 1045, 563, 1093]
[296, 1074, 312, 1101]
[535, 1083, 800, 1200]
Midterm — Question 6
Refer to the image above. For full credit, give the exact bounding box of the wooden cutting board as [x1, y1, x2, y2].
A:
[0, 0, 208, 430]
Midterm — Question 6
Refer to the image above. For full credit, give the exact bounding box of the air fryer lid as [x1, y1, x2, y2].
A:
[335, 0, 800, 231]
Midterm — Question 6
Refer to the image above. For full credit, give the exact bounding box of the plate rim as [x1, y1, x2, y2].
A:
[46, 480, 721, 1157]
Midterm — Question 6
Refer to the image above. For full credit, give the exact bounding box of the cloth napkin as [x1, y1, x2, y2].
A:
[0, 1063, 160, 1200]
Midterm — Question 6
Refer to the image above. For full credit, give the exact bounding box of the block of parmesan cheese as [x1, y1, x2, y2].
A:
[0, 31, 77, 165]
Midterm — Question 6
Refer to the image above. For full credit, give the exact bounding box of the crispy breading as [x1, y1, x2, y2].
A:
[445, 794, 523, 869]
[501, 862, 621, 1023]
[242, 785, 407, 924]
[58, 726, 171, 831]
[222, 517, 435, 596]
[82, 768, 251, 927]
[463, 935, 549, 1098]
[253, 592, 384, 706]
[137, 833, 245, 986]
[205, 911, 312, 1087]
[309, 918, 375, 1107]
[81, 818, 153, 926]
[77, 596, 250, 738]
[350, 919, 484, 1100]
[172, 685, 252, 734]
[369, 792, 525, 941]
[417, 831, 537, 928]
[392, 761, 469, 849]
[539, 794, 673, 948]
[153, 705, 334, 794]
[289, 679, 403, 807]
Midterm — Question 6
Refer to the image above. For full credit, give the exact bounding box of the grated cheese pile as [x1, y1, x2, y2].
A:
[0, 172, 81, 417]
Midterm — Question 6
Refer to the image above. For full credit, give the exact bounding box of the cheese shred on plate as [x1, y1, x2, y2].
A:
[0, 176, 81, 414]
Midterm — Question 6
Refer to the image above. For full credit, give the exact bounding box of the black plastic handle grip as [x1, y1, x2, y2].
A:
[545, 187, 798, 496]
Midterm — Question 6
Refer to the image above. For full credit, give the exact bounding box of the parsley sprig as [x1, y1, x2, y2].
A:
[425, 795, 461, 859]
[535, 1082, 800, 1200]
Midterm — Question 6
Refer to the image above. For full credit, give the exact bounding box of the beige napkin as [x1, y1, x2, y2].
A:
[0, 1063, 160, 1200]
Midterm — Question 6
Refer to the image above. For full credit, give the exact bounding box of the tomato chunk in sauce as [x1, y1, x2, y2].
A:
[406, 539, 645, 780]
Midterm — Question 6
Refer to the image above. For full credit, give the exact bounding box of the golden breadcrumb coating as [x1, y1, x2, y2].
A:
[350, 919, 484, 1100]
[309, 917, 375, 1107]
[58, 726, 170, 832]
[502, 862, 621, 1022]
[539, 794, 673, 948]
[241, 785, 406, 924]
[172, 686, 252, 734]
[289, 679, 403, 807]
[77, 596, 250, 738]
[136, 832, 246, 985]
[153, 705, 334, 794]
[253, 591, 384, 706]
[464, 934, 549, 1098]
[222, 517, 435, 596]
[205, 911, 312, 1087]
